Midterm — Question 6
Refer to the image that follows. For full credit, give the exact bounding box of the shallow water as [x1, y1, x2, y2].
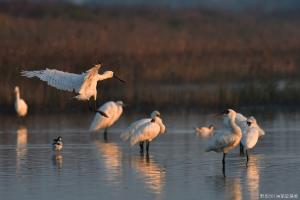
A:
[0, 111, 300, 200]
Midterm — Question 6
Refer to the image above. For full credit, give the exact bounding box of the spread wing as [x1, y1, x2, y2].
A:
[21, 68, 83, 93]
[78, 65, 101, 95]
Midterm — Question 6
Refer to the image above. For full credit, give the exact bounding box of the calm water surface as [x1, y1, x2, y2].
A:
[0, 111, 300, 200]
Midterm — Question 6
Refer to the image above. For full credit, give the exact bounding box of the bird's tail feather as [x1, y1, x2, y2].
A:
[21, 70, 42, 78]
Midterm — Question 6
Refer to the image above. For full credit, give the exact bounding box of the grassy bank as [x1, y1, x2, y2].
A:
[0, 2, 300, 113]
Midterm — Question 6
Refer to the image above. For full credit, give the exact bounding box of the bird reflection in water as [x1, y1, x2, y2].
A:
[52, 153, 63, 169]
[245, 155, 261, 200]
[16, 126, 28, 174]
[132, 154, 166, 197]
[94, 139, 122, 185]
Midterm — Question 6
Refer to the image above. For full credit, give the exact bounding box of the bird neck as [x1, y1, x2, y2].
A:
[229, 117, 241, 136]
[15, 91, 20, 100]
[98, 72, 113, 81]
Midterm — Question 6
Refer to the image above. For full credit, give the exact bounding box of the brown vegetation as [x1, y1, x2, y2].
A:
[0, 2, 300, 113]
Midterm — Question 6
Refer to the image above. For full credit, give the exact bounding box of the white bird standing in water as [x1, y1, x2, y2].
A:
[241, 117, 260, 163]
[122, 111, 165, 154]
[21, 64, 125, 116]
[206, 109, 242, 176]
[195, 125, 214, 137]
[120, 111, 161, 141]
[14, 86, 28, 117]
[89, 101, 124, 139]
[235, 113, 265, 155]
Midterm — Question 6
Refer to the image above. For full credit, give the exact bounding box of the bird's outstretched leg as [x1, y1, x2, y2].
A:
[139, 142, 144, 154]
[104, 128, 108, 141]
[240, 143, 244, 156]
[222, 153, 226, 177]
[146, 141, 150, 155]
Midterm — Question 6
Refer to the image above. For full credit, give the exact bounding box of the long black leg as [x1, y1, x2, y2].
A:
[139, 142, 144, 154]
[222, 153, 226, 177]
[146, 141, 150, 155]
[246, 149, 249, 165]
[240, 143, 244, 156]
[104, 128, 108, 141]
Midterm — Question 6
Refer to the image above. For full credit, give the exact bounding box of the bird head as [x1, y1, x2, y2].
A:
[222, 109, 237, 120]
[14, 86, 19, 94]
[116, 101, 125, 107]
[151, 110, 161, 118]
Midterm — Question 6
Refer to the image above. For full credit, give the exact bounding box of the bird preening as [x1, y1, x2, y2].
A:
[21, 64, 125, 117]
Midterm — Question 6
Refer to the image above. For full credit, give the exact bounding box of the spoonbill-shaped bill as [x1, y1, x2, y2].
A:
[89, 101, 124, 140]
[206, 109, 242, 177]
[14, 86, 28, 117]
[21, 64, 125, 116]
[120, 111, 160, 141]
[241, 117, 260, 163]
[52, 136, 63, 151]
[122, 111, 165, 154]
[195, 125, 214, 137]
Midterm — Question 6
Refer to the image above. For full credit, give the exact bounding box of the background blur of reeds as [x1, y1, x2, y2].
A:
[1, 1, 300, 113]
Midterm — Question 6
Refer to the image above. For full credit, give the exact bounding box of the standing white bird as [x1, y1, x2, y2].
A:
[241, 117, 260, 163]
[206, 109, 242, 176]
[195, 125, 214, 137]
[14, 86, 28, 117]
[21, 64, 125, 116]
[234, 113, 265, 155]
[123, 111, 165, 154]
[120, 111, 161, 141]
[89, 101, 124, 139]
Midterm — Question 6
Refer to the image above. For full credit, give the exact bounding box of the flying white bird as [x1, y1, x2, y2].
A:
[123, 111, 165, 154]
[195, 125, 214, 137]
[21, 64, 125, 116]
[89, 101, 124, 139]
[120, 111, 161, 141]
[206, 109, 242, 176]
[14, 86, 28, 117]
[52, 136, 63, 151]
[241, 117, 260, 163]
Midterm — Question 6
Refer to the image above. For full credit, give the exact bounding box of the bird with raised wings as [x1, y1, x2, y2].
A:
[89, 101, 124, 140]
[21, 64, 125, 116]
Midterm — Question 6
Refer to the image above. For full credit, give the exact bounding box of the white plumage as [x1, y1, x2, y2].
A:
[120, 111, 160, 141]
[21, 64, 123, 101]
[241, 117, 261, 163]
[122, 111, 165, 154]
[14, 86, 28, 117]
[195, 125, 214, 137]
[89, 101, 124, 131]
[130, 116, 165, 146]
[206, 109, 242, 176]
[241, 118, 259, 150]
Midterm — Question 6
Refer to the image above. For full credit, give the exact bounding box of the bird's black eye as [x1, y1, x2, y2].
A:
[223, 110, 229, 114]
[247, 121, 251, 126]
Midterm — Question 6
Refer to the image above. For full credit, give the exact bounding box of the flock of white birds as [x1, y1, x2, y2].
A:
[14, 64, 265, 176]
